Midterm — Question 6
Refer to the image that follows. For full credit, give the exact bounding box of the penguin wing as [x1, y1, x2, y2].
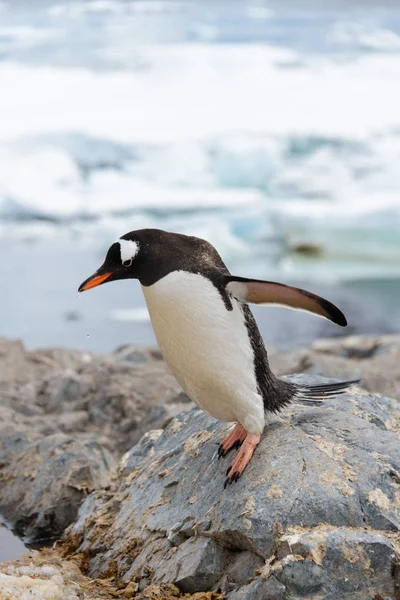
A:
[225, 276, 347, 326]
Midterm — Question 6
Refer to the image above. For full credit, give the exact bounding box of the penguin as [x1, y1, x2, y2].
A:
[78, 228, 359, 487]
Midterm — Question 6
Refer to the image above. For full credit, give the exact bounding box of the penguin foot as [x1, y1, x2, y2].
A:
[224, 433, 261, 488]
[218, 423, 247, 459]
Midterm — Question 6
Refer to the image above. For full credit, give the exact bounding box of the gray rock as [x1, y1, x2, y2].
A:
[276, 528, 395, 600]
[0, 338, 195, 553]
[0, 433, 115, 543]
[113, 344, 163, 363]
[0, 431, 40, 466]
[322, 530, 394, 598]
[171, 537, 228, 593]
[277, 559, 323, 596]
[0, 338, 186, 459]
[128, 399, 195, 447]
[38, 372, 92, 412]
[120, 429, 163, 476]
[228, 577, 286, 600]
[0, 338, 89, 387]
[262, 576, 287, 600]
[67, 375, 400, 598]
[226, 551, 264, 585]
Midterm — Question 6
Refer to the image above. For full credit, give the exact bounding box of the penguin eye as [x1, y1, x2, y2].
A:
[122, 259, 133, 267]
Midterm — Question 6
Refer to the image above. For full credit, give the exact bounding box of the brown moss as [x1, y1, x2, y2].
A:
[100, 559, 120, 580]
[124, 537, 145, 560]
[57, 531, 84, 557]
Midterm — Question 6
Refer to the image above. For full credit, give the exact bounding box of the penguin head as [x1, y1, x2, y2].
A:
[78, 233, 143, 292]
[78, 227, 224, 292]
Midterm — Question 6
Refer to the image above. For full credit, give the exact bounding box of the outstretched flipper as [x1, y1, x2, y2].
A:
[225, 276, 347, 326]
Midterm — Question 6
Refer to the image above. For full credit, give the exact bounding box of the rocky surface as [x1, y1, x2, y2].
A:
[0, 549, 223, 599]
[0, 338, 193, 543]
[65, 375, 400, 599]
[0, 339, 190, 455]
[0, 434, 114, 543]
[0, 335, 399, 598]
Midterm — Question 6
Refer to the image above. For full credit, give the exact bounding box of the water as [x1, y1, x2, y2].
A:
[0, 523, 27, 562]
[0, 0, 400, 349]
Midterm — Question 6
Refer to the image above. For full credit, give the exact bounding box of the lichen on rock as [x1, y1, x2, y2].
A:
[65, 375, 400, 599]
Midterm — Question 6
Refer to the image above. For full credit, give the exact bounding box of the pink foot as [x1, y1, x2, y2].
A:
[218, 423, 247, 459]
[224, 432, 261, 487]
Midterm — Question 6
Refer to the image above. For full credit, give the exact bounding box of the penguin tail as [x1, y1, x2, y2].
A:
[292, 379, 360, 404]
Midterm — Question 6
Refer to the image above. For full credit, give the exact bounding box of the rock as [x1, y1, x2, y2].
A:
[0, 338, 89, 387]
[0, 433, 115, 543]
[228, 577, 286, 600]
[65, 375, 400, 599]
[0, 339, 194, 550]
[277, 559, 323, 596]
[113, 345, 164, 363]
[226, 551, 264, 586]
[128, 397, 194, 447]
[0, 339, 188, 458]
[120, 429, 164, 476]
[276, 528, 396, 599]
[322, 530, 394, 597]
[166, 537, 228, 593]
[38, 372, 92, 412]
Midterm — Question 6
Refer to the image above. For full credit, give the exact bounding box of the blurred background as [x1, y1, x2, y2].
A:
[1, 0, 400, 352]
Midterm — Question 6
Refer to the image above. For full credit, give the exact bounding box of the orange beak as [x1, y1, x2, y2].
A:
[78, 271, 112, 292]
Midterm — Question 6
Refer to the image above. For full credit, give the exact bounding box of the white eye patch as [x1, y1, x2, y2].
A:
[119, 238, 139, 264]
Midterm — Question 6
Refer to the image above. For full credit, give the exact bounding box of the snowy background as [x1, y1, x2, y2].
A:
[1, 0, 400, 351]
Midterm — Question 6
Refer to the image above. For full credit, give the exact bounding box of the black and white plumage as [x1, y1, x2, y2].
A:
[78, 229, 359, 485]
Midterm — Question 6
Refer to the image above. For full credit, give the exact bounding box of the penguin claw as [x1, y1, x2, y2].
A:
[223, 469, 241, 488]
[222, 432, 261, 488]
[218, 424, 247, 459]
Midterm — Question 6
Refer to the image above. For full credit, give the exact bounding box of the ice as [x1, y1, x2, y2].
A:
[328, 22, 400, 52]
[247, 6, 273, 20]
[1, 44, 399, 145]
[0, 147, 82, 219]
[0, 26, 61, 49]
[48, 0, 184, 18]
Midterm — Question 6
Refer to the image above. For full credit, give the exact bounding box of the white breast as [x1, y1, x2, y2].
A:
[141, 271, 265, 434]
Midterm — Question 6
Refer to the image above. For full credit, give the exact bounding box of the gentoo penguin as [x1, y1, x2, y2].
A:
[78, 229, 359, 487]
